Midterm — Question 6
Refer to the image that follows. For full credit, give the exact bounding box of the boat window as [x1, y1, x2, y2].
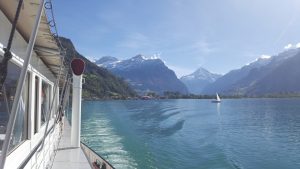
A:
[41, 81, 50, 126]
[53, 88, 58, 118]
[0, 61, 29, 151]
[34, 76, 39, 133]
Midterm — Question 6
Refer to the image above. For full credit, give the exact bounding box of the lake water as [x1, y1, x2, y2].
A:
[79, 99, 300, 169]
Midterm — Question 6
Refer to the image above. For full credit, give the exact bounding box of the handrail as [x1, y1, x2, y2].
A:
[80, 142, 115, 169]
[17, 123, 56, 169]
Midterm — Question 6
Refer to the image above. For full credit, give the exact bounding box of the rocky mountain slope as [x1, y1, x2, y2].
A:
[59, 37, 136, 99]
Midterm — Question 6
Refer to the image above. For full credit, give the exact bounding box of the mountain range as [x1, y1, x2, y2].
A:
[203, 48, 300, 96]
[70, 39, 300, 98]
[94, 47, 300, 97]
[96, 55, 188, 94]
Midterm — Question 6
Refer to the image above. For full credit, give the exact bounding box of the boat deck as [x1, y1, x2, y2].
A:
[51, 119, 91, 169]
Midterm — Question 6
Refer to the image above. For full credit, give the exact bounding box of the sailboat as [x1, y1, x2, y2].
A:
[212, 93, 221, 103]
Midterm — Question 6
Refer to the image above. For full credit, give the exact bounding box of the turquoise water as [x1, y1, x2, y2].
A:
[80, 99, 300, 169]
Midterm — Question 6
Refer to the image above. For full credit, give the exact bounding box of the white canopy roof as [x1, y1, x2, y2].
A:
[0, 0, 64, 77]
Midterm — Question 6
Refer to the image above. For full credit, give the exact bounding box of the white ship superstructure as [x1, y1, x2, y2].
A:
[0, 1, 113, 169]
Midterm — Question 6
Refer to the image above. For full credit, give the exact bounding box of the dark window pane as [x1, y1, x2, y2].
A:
[41, 81, 50, 126]
[34, 76, 39, 133]
[0, 61, 29, 151]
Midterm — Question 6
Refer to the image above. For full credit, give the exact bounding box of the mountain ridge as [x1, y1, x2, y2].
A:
[203, 48, 300, 96]
[96, 54, 189, 94]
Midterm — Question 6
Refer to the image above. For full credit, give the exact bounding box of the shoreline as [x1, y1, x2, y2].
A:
[82, 95, 300, 101]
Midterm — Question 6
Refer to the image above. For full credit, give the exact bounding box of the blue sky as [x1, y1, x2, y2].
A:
[53, 0, 300, 77]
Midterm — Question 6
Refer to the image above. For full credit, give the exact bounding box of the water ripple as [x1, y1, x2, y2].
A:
[81, 114, 138, 169]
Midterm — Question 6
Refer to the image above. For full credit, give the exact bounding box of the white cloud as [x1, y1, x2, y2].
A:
[284, 43, 293, 50]
[296, 43, 300, 48]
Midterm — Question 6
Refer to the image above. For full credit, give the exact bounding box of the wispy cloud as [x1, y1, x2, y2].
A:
[166, 39, 216, 56]
[118, 32, 150, 49]
[192, 40, 215, 55]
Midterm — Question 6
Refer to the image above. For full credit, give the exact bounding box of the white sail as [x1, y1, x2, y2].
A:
[216, 93, 221, 101]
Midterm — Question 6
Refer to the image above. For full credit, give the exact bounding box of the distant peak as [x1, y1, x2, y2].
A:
[100, 56, 118, 60]
[131, 54, 160, 61]
[181, 67, 221, 82]
[132, 54, 144, 60]
[95, 56, 119, 65]
[194, 67, 210, 74]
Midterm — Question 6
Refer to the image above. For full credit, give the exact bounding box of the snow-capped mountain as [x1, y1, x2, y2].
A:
[96, 54, 188, 94]
[203, 48, 300, 96]
[245, 55, 271, 68]
[180, 68, 222, 94]
[95, 56, 119, 66]
[97, 55, 159, 70]
[181, 67, 221, 82]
